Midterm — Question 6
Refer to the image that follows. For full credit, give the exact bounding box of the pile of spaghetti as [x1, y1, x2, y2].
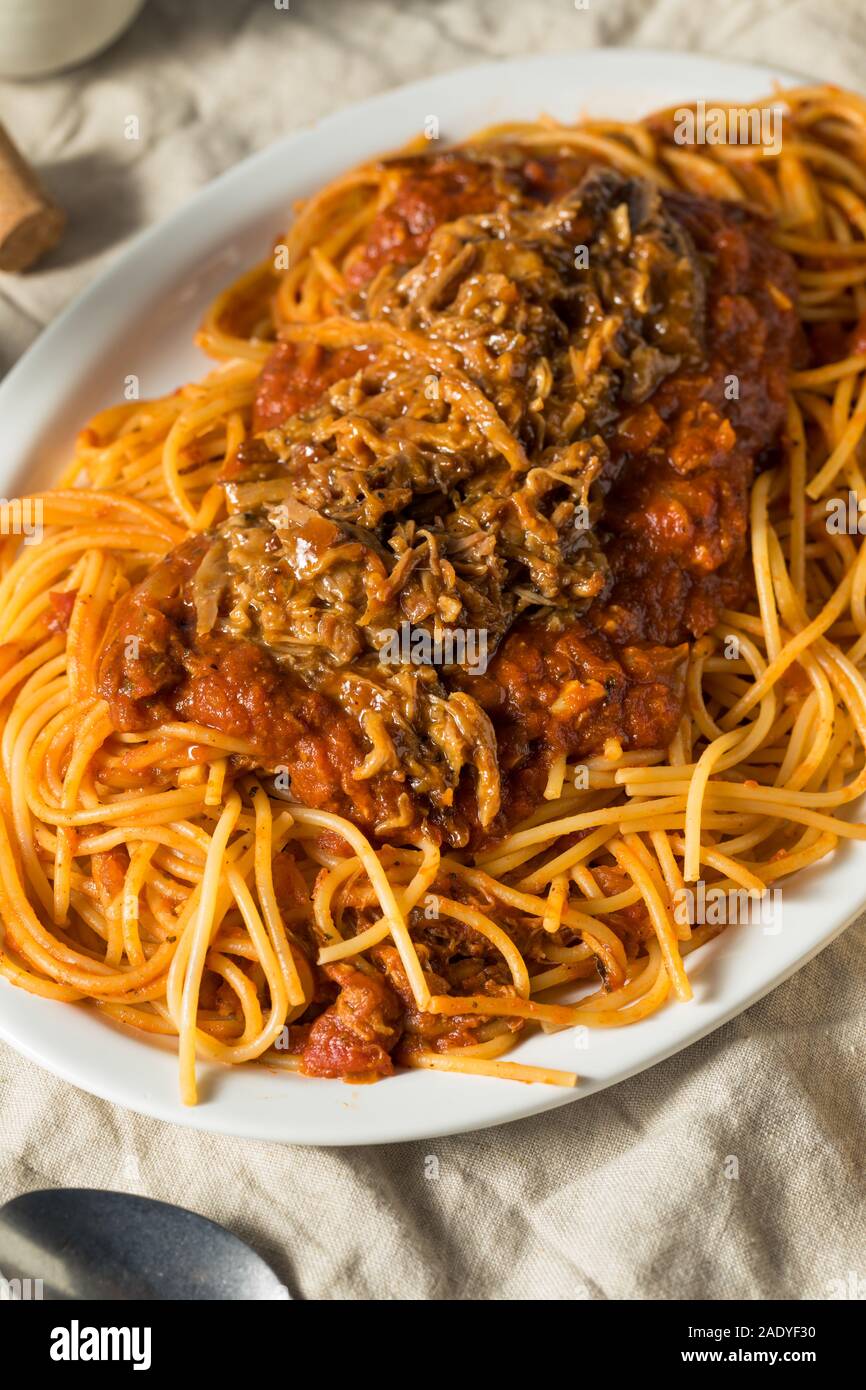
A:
[3, 82, 866, 1102]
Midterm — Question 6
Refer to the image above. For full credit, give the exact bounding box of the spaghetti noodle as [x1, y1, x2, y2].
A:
[3, 84, 866, 1103]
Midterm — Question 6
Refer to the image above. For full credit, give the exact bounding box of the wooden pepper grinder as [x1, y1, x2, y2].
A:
[0, 121, 65, 272]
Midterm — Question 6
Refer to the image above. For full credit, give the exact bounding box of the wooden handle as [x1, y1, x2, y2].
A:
[0, 122, 65, 272]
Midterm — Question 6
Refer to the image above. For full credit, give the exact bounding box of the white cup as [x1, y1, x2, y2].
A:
[0, 0, 146, 79]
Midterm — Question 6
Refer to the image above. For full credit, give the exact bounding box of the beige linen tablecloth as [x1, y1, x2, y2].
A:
[1, 0, 863, 1300]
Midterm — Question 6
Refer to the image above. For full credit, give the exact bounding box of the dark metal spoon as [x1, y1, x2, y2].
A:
[0, 1188, 290, 1300]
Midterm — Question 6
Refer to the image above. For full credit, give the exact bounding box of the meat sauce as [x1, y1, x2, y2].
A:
[341, 152, 530, 288]
[299, 963, 403, 1080]
[103, 160, 800, 839]
[254, 167, 800, 853]
[253, 343, 374, 433]
[97, 539, 412, 830]
[469, 195, 800, 831]
[253, 150, 594, 433]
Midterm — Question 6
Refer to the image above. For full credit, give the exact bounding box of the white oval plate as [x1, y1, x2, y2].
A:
[0, 48, 854, 1146]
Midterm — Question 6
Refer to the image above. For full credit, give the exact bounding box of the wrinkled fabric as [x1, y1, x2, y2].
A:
[0, 0, 864, 1301]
